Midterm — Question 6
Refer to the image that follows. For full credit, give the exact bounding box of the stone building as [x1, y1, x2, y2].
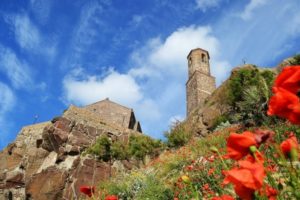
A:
[186, 48, 216, 116]
[84, 98, 142, 132]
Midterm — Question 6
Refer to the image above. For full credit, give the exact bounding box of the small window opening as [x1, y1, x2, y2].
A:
[8, 191, 13, 200]
[201, 54, 206, 62]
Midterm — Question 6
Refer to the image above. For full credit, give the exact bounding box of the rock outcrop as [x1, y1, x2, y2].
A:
[0, 105, 141, 200]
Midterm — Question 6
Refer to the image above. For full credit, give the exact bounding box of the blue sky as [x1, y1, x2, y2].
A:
[0, 0, 300, 149]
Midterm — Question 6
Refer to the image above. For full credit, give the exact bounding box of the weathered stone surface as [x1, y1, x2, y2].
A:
[63, 158, 111, 199]
[36, 152, 57, 173]
[186, 48, 216, 117]
[26, 167, 67, 200]
[68, 130, 90, 147]
[5, 169, 24, 188]
[0, 102, 142, 200]
[25, 148, 50, 179]
[52, 117, 72, 132]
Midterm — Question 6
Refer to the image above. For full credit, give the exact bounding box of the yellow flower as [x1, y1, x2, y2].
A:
[181, 175, 190, 183]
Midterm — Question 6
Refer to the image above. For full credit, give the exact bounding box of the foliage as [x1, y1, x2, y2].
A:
[86, 135, 111, 161]
[227, 67, 275, 125]
[85, 64, 300, 200]
[211, 114, 230, 130]
[111, 140, 129, 160]
[86, 134, 163, 162]
[128, 135, 162, 162]
[290, 54, 300, 65]
[164, 121, 193, 148]
[99, 170, 173, 200]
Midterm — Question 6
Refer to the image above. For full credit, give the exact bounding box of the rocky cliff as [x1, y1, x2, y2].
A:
[0, 105, 141, 200]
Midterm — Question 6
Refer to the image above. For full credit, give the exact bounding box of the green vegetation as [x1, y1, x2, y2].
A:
[291, 54, 300, 65]
[86, 135, 111, 161]
[95, 127, 231, 200]
[164, 121, 193, 148]
[86, 134, 163, 162]
[227, 67, 275, 125]
[211, 114, 230, 130]
[128, 135, 162, 162]
[99, 171, 173, 200]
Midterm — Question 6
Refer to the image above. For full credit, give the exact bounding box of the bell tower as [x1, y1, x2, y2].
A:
[186, 48, 216, 116]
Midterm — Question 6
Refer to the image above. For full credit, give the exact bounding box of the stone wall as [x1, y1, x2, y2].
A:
[84, 99, 135, 130]
[186, 67, 216, 116]
[0, 114, 141, 200]
[186, 48, 216, 116]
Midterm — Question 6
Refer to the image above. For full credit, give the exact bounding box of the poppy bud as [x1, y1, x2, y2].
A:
[249, 145, 257, 154]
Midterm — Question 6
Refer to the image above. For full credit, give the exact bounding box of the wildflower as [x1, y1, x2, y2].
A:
[280, 134, 298, 160]
[254, 129, 274, 144]
[274, 66, 300, 93]
[223, 160, 266, 200]
[211, 195, 235, 200]
[207, 155, 215, 162]
[267, 87, 300, 124]
[208, 168, 215, 175]
[181, 175, 190, 183]
[267, 66, 300, 124]
[186, 165, 194, 171]
[260, 185, 278, 200]
[105, 195, 119, 200]
[245, 151, 264, 163]
[79, 185, 95, 197]
[202, 183, 210, 190]
[225, 131, 257, 160]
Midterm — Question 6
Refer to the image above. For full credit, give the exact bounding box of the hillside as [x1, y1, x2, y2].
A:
[0, 54, 300, 200]
[82, 55, 300, 199]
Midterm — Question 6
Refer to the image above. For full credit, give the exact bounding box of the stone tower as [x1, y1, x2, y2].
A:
[186, 48, 216, 116]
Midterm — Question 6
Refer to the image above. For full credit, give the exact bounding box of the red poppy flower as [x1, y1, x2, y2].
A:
[208, 168, 215, 175]
[267, 87, 300, 124]
[274, 66, 300, 93]
[223, 160, 265, 200]
[105, 195, 119, 200]
[267, 66, 300, 124]
[280, 134, 298, 158]
[79, 185, 95, 197]
[245, 151, 264, 163]
[225, 131, 257, 160]
[260, 185, 278, 200]
[211, 194, 235, 200]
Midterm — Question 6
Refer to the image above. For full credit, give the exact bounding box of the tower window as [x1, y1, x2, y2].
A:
[201, 54, 206, 62]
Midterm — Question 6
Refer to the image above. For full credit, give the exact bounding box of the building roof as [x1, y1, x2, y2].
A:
[187, 48, 210, 59]
[85, 98, 133, 112]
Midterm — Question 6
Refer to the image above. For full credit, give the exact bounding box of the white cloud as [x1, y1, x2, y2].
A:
[168, 115, 184, 126]
[0, 82, 15, 147]
[0, 83, 15, 116]
[0, 45, 33, 89]
[63, 68, 142, 107]
[62, 2, 103, 68]
[30, 0, 52, 25]
[130, 15, 144, 26]
[13, 14, 41, 50]
[240, 0, 268, 20]
[195, 0, 222, 12]
[62, 25, 229, 137]
[130, 25, 229, 84]
[215, 0, 300, 66]
[5, 14, 56, 59]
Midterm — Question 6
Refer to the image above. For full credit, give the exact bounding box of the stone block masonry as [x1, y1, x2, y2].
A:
[186, 48, 216, 116]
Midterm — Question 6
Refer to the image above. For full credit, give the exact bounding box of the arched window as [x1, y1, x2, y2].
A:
[188, 57, 192, 65]
[8, 191, 13, 200]
[201, 53, 206, 62]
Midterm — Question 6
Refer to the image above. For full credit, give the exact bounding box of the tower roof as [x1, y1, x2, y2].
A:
[187, 48, 210, 59]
